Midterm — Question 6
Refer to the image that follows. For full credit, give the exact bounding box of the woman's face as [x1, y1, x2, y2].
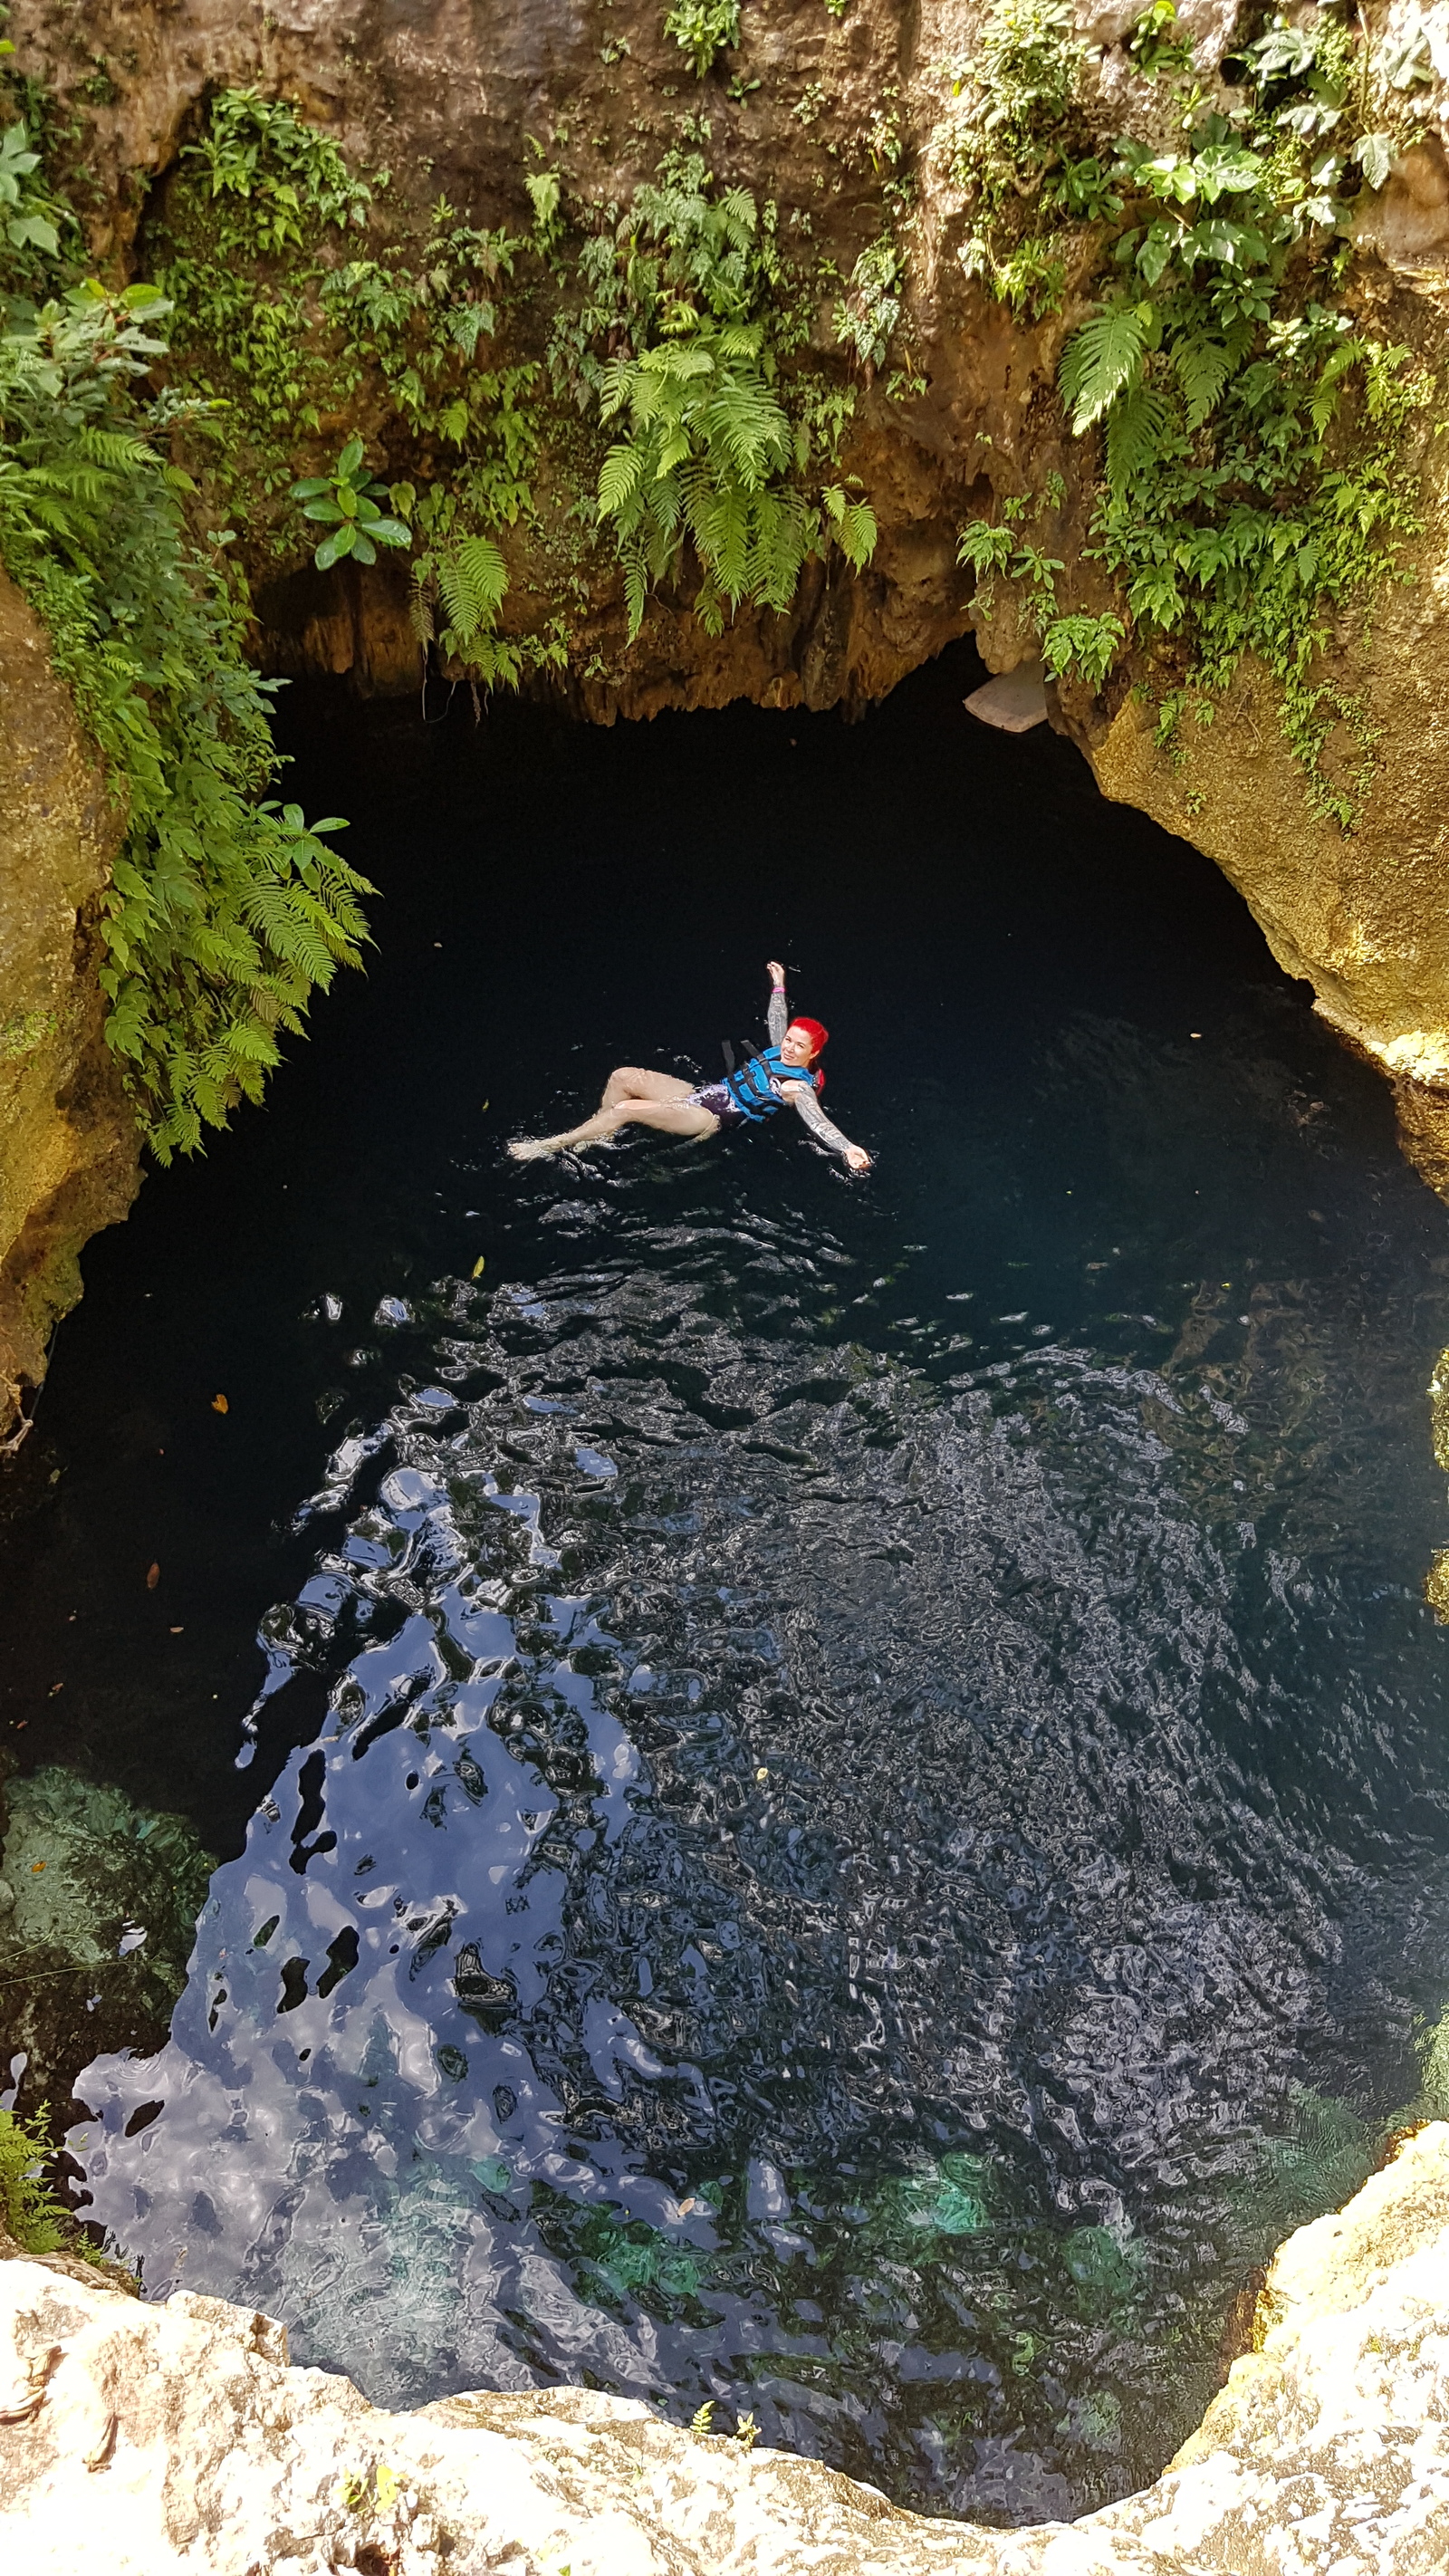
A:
[780, 1023, 815, 1068]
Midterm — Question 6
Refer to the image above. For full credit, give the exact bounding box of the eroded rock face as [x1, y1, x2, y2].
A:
[0, 568, 139, 1447]
[4, 2121, 1449, 2571]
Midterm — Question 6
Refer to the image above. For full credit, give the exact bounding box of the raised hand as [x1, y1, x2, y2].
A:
[766, 959, 786, 986]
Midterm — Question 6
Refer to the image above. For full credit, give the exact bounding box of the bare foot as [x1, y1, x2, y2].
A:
[508, 1136, 561, 1162]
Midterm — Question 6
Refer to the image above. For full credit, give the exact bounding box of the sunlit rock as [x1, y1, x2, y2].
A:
[5, 2124, 1449, 2571]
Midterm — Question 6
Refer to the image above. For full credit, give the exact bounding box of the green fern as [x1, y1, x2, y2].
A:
[1173, 333, 1231, 429]
[1059, 303, 1152, 432]
[580, 159, 878, 636]
[0, 274, 374, 1159]
[1104, 377, 1168, 492]
[0, 2104, 72, 2254]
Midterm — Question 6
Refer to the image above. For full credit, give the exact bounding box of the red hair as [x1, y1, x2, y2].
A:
[788, 1016, 829, 1091]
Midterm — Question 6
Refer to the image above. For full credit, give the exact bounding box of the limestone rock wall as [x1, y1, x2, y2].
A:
[0, 568, 139, 1447]
[5, 2120, 1449, 2572]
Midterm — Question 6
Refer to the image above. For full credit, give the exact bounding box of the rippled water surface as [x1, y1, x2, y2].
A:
[9, 649, 1449, 2523]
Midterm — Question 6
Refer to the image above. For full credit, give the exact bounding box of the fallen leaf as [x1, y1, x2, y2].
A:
[479, 1100, 489, 1112]
[48, 1682, 62, 1696]
[146, 1562, 159, 1589]
[32, 1861, 45, 1874]
[472, 1256, 485, 1279]
[211, 1393, 229, 1414]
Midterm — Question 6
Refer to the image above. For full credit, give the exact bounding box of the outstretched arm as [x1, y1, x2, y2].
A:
[766, 958, 788, 1048]
[789, 1082, 871, 1173]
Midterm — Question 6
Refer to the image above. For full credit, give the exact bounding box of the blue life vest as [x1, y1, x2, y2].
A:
[724, 1047, 817, 1122]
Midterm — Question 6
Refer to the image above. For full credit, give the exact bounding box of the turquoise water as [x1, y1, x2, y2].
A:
[8, 648, 1449, 2523]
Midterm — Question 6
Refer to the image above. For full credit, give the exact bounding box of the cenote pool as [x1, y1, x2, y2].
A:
[8, 641, 1449, 2526]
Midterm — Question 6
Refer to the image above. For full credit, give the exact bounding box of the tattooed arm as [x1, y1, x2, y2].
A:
[788, 1081, 872, 1171]
[764, 960, 870, 1170]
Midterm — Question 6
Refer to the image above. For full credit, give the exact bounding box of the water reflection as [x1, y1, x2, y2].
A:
[72, 1187, 1449, 2522]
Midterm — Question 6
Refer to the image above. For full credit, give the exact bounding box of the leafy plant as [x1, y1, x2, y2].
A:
[0, 272, 373, 1158]
[180, 84, 369, 253]
[157, 93, 531, 563]
[410, 517, 521, 687]
[151, 96, 551, 680]
[0, 118, 60, 255]
[0, 2103, 71, 2254]
[663, 0, 742, 80]
[834, 233, 905, 377]
[598, 324, 789, 635]
[524, 166, 563, 255]
[954, 5, 1426, 818]
[1128, 0, 1192, 82]
[951, 0, 1104, 320]
[291, 434, 411, 569]
[555, 154, 877, 636]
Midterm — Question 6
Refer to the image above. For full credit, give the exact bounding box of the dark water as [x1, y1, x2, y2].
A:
[8, 644, 1449, 2525]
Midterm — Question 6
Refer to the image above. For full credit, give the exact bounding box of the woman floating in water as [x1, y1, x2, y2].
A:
[509, 961, 872, 1172]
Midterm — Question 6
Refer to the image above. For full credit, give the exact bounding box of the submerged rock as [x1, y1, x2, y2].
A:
[0, 1765, 214, 2114]
[2, 2124, 1449, 2571]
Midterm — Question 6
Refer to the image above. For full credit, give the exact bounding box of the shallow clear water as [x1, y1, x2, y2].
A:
[8, 647, 1449, 2523]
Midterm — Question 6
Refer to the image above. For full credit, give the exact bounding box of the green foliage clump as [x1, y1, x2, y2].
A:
[0, 115, 60, 258]
[956, 3, 1429, 822]
[291, 434, 411, 570]
[409, 514, 519, 687]
[0, 236, 372, 1158]
[154, 87, 372, 508]
[663, 0, 742, 81]
[834, 233, 906, 378]
[181, 84, 369, 253]
[0, 2102, 72, 2254]
[951, 0, 1115, 319]
[1128, 0, 1194, 82]
[552, 155, 876, 639]
[959, 477, 1126, 684]
[151, 93, 560, 687]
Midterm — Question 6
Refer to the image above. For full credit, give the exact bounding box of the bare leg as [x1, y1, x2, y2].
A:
[511, 1097, 719, 1159]
[599, 1066, 696, 1110]
[511, 1066, 705, 1159]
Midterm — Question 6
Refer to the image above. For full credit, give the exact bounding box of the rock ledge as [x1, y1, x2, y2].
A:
[5, 2123, 1449, 2571]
